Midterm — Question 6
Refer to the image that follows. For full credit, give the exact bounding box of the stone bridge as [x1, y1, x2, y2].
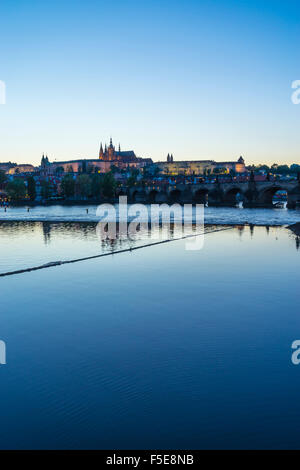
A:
[123, 180, 300, 207]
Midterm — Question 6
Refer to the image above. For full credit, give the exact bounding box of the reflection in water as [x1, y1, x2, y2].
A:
[42, 222, 51, 244]
[0, 221, 299, 275]
[237, 225, 245, 237]
[0, 221, 218, 273]
[0, 224, 299, 449]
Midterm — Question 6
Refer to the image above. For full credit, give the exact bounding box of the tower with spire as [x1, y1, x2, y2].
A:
[99, 143, 104, 159]
[108, 137, 115, 161]
[98, 137, 140, 165]
[99, 137, 118, 161]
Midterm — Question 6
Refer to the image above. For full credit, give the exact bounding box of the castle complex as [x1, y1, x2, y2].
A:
[40, 138, 152, 175]
[1, 138, 247, 177]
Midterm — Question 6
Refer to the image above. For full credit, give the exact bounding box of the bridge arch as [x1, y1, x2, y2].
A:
[148, 189, 168, 204]
[148, 189, 159, 203]
[224, 187, 244, 204]
[132, 189, 146, 203]
[181, 188, 193, 203]
[194, 188, 209, 204]
[169, 189, 182, 203]
[156, 191, 168, 203]
[258, 186, 284, 204]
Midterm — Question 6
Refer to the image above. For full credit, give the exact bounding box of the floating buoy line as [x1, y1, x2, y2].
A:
[0, 227, 234, 278]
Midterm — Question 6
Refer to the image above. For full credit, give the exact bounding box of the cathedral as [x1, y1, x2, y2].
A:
[99, 138, 138, 163]
[40, 138, 152, 175]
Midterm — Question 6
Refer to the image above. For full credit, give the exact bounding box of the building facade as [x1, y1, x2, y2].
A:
[8, 164, 35, 175]
[41, 139, 152, 175]
[156, 156, 246, 176]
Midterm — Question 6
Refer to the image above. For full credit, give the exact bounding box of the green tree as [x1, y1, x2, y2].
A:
[290, 164, 300, 174]
[27, 176, 36, 201]
[0, 170, 7, 186]
[91, 174, 102, 198]
[276, 165, 289, 175]
[110, 164, 119, 174]
[76, 174, 91, 199]
[61, 174, 75, 198]
[258, 164, 270, 172]
[41, 179, 52, 200]
[127, 169, 139, 187]
[7, 178, 26, 201]
[101, 172, 116, 198]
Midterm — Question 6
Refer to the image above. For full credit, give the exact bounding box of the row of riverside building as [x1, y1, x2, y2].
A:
[1, 138, 246, 176]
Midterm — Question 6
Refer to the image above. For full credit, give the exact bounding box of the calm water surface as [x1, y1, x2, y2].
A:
[0, 221, 299, 449]
[1, 203, 300, 225]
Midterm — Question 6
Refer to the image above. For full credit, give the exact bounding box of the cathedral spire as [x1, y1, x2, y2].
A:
[99, 142, 104, 159]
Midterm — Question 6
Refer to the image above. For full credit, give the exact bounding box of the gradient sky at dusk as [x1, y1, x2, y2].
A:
[0, 0, 300, 166]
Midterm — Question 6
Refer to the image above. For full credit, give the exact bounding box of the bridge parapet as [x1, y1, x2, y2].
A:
[127, 180, 300, 206]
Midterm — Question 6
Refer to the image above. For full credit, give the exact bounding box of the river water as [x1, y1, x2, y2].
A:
[0, 207, 299, 449]
[1, 203, 300, 225]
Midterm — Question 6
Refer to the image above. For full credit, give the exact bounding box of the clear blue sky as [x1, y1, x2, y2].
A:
[0, 0, 299, 166]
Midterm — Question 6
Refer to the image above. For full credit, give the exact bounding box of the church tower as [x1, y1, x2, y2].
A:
[108, 137, 115, 161]
[99, 143, 104, 160]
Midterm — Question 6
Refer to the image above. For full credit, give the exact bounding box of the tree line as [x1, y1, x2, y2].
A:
[0, 170, 118, 202]
[247, 163, 300, 174]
